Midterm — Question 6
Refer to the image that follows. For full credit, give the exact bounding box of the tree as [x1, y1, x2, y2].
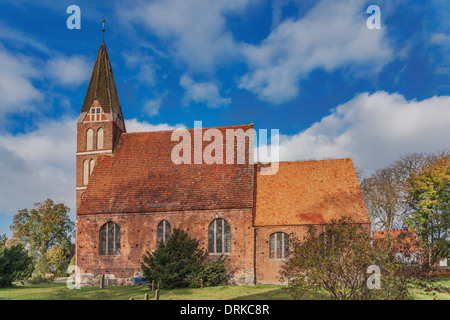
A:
[361, 151, 450, 231]
[186, 255, 228, 288]
[361, 166, 404, 230]
[406, 155, 450, 263]
[281, 217, 416, 300]
[141, 228, 209, 289]
[0, 234, 7, 248]
[0, 244, 34, 287]
[10, 199, 74, 257]
[46, 240, 73, 276]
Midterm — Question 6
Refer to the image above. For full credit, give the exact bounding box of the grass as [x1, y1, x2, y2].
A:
[0, 278, 448, 300]
[0, 282, 288, 300]
[409, 277, 450, 300]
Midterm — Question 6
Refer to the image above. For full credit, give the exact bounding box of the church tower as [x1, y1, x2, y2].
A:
[76, 40, 126, 210]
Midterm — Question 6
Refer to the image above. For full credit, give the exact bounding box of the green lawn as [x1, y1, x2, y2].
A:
[0, 279, 448, 300]
[0, 282, 288, 300]
[408, 277, 450, 300]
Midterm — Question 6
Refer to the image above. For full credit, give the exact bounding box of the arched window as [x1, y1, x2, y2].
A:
[319, 231, 341, 254]
[89, 159, 95, 176]
[83, 159, 89, 185]
[86, 129, 94, 151]
[208, 218, 230, 254]
[269, 232, 289, 259]
[157, 220, 171, 244]
[97, 128, 104, 149]
[100, 222, 120, 256]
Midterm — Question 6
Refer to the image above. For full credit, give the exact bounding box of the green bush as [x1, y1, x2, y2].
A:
[27, 274, 54, 285]
[141, 228, 228, 289]
[0, 244, 34, 287]
[187, 255, 228, 288]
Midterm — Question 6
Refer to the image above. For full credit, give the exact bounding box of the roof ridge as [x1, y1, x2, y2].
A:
[122, 123, 254, 135]
[258, 158, 352, 165]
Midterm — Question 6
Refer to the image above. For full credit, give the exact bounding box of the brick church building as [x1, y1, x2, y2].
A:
[75, 41, 370, 286]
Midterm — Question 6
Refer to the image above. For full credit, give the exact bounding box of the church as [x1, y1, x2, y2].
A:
[75, 40, 370, 286]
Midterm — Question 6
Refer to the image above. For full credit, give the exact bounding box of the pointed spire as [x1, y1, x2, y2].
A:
[81, 41, 122, 120]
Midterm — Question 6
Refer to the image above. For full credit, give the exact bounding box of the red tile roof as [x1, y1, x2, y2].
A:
[254, 159, 370, 226]
[77, 124, 255, 214]
[373, 229, 418, 252]
[78, 126, 369, 228]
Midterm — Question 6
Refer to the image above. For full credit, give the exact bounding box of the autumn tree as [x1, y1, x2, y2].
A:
[406, 155, 450, 263]
[361, 151, 449, 231]
[10, 199, 74, 257]
[46, 239, 74, 276]
[280, 217, 418, 300]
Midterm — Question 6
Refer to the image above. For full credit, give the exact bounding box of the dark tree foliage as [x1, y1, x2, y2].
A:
[187, 255, 228, 288]
[141, 228, 211, 289]
[0, 244, 34, 287]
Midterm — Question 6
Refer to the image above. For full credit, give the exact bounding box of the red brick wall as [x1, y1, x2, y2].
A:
[254, 223, 371, 284]
[76, 120, 124, 210]
[254, 226, 309, 284]
[75, 208, 255, 285]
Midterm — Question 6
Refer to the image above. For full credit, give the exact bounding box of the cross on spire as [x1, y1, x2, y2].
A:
[102, 17, 106, 42]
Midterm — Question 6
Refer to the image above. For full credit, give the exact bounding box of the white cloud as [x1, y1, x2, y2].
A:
[120, 0, 250, 72]
[180, 74, 231, 108]
[120, 0, 397, 105]
[125, 118, 185, 132]
[143, 90, 169, 117]
[0, 45, 43, 117]
[430, 33, 450, 46]
[46, 55, 91, 87]
[238, 0, 393, 104]
[0, 45, 91, 125]
[0, 117, 77, 218]
[0, 22, 51, 54]
[274, 91, 450, 173]
[123, 51, 158, 86]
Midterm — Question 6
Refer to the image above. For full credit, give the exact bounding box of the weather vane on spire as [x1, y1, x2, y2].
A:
[101, 17, 106, 41]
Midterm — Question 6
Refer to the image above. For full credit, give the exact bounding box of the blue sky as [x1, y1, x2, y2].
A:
[0, 0, 449, 236]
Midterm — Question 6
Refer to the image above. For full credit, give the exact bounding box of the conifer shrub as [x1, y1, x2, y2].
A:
[141, 228, 228, 289]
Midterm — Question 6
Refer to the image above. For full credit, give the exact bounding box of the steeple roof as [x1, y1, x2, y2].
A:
[81, 41, 122, 115]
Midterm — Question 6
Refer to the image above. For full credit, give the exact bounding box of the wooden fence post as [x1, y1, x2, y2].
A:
[144, 293, 149, 300]
[100, 274, 105, 289]
[155, 289, 160, 300]
[152, 279, 155, 291]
